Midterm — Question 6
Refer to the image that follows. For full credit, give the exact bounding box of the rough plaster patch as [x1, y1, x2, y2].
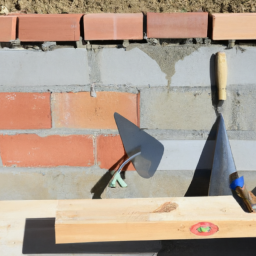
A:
[129, 44, 200, 87]
[171, 45, 256, 87]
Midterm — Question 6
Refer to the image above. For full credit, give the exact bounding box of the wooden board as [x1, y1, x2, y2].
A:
[212, 13, 256, 40]
[0, 200, 160, 255]
[55, 196, 256, 244]
[0, 200, 58, 256]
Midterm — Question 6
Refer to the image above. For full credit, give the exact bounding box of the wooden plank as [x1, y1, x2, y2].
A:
[55, 196, 256, 244]
[0, 200, 58, 256]
[0, 200, 160, 255]
[212, 13, 256, 40]
[147, 12, 208, 39]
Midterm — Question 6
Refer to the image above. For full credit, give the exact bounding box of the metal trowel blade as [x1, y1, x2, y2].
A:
[208, 114, 237, 196]
[114, 113, 164, 179]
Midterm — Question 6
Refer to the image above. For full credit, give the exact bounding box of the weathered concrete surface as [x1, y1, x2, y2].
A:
[171, 45, 256, 87]
[99, 48, 168, 87]
[0, 45, 256, 90]
[140, 87, 228, 130]
[0, 48, 90, 86]
[235, 86, 256, 130]
[1, 167, 256, 200]
[129, 44, 200, 86]
[141, 86, 256, 131]
[0, 128, 255, 141]
[0, 168, 192, 200]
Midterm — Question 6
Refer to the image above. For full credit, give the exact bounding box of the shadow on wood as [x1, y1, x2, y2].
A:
[22, 218, 161, 254]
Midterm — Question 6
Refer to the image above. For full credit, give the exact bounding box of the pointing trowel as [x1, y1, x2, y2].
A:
[209, 52, 256, 212]
[209, 114, 256, 212]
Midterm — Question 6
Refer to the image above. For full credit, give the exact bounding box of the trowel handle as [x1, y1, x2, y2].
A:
[236, 186, 256, 213]
[216, 52, 227, 100]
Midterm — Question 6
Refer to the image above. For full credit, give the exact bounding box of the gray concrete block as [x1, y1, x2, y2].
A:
[0, 49, 90, 86]
[171, 45, 256, 87]
[140, 87, 233, 131]
[158, 140, 256, 172]
[104, 170, 193, 198]
[235, 86, 256, 130]
[0, 168, 192, 200]
[141, 86, 256, 131]
[0, 168, 99, 200]
[99, 48, 168, 87]
[1, 166, 256, 201]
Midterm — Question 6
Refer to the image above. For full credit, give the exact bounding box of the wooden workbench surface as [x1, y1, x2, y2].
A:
[0, 200, 58, 256]
[0, 199, 161, 255]
[1, 196, 256, 255]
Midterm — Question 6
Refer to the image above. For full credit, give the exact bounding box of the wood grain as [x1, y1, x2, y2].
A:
[216, 52, 227, 100]
[212, 13, 256, 40]
[0, 200, 58, 256]
[55, 196, 256, 244]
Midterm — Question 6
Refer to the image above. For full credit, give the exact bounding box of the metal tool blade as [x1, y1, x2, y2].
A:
[114, 113, 164, 178]
[208, 114, 237, 196]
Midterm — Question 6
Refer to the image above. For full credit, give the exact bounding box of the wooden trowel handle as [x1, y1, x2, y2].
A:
[236, 185, 256, 213]
[216, 52, 227, 100]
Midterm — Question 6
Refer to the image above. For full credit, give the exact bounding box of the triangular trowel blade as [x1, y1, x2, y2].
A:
[208, 114, 237, 196]
[114, 113, 164, 179]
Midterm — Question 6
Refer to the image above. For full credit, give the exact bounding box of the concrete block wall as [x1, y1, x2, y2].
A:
[1, 44, 256, 200]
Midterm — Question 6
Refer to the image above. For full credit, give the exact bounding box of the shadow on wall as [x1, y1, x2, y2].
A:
[184, 119, 218, 197]
[91, 154, 129, 199]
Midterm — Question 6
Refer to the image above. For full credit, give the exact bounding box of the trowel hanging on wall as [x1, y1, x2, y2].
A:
[208, 114, 256, 212]
[108, 113, 164, 187]
[209, 52, 256, 212]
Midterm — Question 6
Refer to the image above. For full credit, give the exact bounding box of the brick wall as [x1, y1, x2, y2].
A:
[0, 92, 138, 167]
[1, 12, 256, 200]
[0, 45, 256, 200]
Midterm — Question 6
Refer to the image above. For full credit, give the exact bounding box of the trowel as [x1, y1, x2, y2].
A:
[209, 114, 256, 212]
[209, 52, 256, 212]
[108, 113, 164, 187]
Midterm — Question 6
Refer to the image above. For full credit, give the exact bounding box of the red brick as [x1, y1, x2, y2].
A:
[212, 13, 256, 40]
[17, 14, 83, 42]
[52, 92, 138, 129]
[84, 13, 143, 40]
[0, 93, 51, 130]
[147, 12, 208, 39]
[0, 16, 17, 42]
[0, 134, 94, 167]
[97, 135, 135, 171]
